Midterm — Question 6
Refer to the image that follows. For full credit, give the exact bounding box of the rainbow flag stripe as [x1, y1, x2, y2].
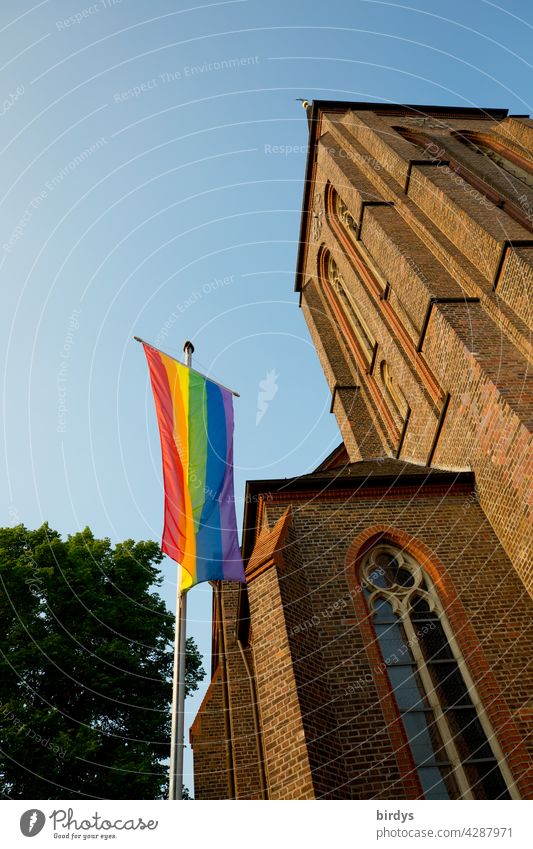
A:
[143, 343, 245, 592]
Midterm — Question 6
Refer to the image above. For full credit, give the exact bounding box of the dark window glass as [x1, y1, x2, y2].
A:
[446, 709, 496, 761]
[428, 662, 473, 708]
[464, 762, 511, 800]
[365, 549, 511, 800]
[415, 617, 455, 662]
[387, 666, 428, 711]
[418, 766, 455, 800]
[373, 598, 396, 622]
[375, 621, 412, 665]
[368, 565, 389, 588]
[373, 552, 415, 588]
[410, 595, 432, 617]
[402, 711, 448, 766]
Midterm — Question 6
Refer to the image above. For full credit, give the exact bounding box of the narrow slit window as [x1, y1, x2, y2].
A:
[325, 252, 375, 365]
[334, 192, 359, 242]
[380, 360, 409, 421]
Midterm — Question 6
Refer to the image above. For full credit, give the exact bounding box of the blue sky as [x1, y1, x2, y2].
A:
[1, 0, 531, 794]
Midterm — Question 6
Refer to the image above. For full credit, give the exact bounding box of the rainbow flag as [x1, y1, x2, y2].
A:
[142, 342, 245, 592]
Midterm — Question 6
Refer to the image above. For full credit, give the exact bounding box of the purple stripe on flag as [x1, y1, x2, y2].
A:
[220, 388, 245, 582]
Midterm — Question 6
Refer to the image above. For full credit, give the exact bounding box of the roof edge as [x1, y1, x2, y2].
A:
[242, 467, 475, 562]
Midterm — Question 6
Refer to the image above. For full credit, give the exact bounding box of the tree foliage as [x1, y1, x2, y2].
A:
[0, 524, 205, 799]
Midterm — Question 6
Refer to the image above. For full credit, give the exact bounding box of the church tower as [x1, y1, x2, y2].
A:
[191, 101, 533, 800]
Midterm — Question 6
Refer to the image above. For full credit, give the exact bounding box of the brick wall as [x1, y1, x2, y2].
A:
[299, 104, 533, 597]
[189, 667, 232, 799]
[190, 584, 265, 799]
[251, 475, 533, 799]
[192, 101, 533, 801]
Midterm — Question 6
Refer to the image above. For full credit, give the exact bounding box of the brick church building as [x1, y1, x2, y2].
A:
[190, 101, 533, 799]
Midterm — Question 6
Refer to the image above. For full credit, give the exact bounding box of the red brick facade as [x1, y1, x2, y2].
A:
[191, 102, 533, 799]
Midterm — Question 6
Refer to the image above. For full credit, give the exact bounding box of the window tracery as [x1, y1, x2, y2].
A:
[361, 544, 513, 800]
[325, 252, 375, 364]
[380, 360, 409, 421]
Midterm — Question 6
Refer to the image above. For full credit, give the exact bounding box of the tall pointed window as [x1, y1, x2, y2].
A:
[380, 360, 408, 421]
[454, 132, 533, 192]
[325, 252, 376, 366]
[334, 192, 358, 242]
[325, 183, 387, 295]
[361, 544, 514, 800]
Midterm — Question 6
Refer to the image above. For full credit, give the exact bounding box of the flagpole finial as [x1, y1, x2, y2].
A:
[183, 340, 194, 369]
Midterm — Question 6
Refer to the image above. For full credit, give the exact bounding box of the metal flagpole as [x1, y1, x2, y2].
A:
[168, 339, 195, 800]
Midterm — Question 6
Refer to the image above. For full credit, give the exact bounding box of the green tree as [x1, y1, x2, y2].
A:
[0, 524, 205, 799]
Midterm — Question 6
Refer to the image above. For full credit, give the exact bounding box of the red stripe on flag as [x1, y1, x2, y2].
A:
[143, 344, 187, 563]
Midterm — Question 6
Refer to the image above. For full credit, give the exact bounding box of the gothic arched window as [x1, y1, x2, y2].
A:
[380, 360, 408, 421]
[325, 251, 375, 365]
[454, 132, 533, 192]
[334, 192, 358, 242]
[361, 543, 515, 800]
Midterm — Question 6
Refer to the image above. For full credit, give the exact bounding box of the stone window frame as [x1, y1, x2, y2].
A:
[453, 131, 533, 191]
[317, 244, 402, 446]
[393, 125, 533, 234]
[379, 359, 409, 422]
[325, 249, 376, 367]
[334, 191, 359, 242]
[361, 542, 519, 800]
[324, 181, 388, 295]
